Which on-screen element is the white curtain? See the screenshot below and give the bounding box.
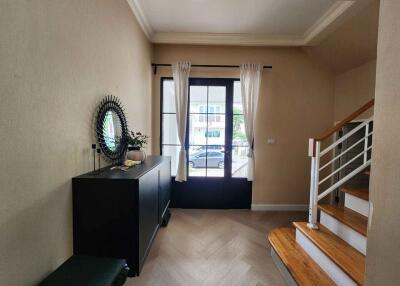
[172,61,191,182]
[240,64,263,181]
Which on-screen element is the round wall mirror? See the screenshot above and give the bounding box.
[95,95,128,161]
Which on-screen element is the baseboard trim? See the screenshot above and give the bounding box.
[251,204,308,211]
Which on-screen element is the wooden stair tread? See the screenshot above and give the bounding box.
[294,222,365,286]
[268,228,336,286]
[318,204,368,236]
[341,187,369,201]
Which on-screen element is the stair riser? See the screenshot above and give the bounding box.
[296,229,358,286]
[345,193,369,217]
[320,211,367,255]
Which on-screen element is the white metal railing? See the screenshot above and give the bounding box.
[307,116,373,229]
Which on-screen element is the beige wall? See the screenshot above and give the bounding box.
[334,60,376,121]
[152,45,335,205]
[0,1,152,285]
[366,1,400,285]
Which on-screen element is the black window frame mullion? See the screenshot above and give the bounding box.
[225,80,234,178]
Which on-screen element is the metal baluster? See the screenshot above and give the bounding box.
[364,122,369,164]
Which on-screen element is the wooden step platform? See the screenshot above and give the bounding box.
[341,187,369,201]
[318,204,368,236]
[294,222,365,286]
[268,228,335,286]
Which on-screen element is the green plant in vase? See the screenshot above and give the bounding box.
[127,131,149,162]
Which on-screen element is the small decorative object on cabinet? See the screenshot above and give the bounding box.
[126,131,149,162]
[91,144,96,173]
[96,148,102,174]
[72,155,171,277]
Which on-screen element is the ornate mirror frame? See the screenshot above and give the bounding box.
[95,95,128,161]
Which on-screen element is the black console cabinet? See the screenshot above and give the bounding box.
[72,156,171,276]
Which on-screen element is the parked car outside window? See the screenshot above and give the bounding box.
[189,151,225,169]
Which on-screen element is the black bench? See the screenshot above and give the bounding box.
[38,256,129,286]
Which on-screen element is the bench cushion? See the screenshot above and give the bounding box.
[38,256,129,286]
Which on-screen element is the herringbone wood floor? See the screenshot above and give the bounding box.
[127,209,307,286]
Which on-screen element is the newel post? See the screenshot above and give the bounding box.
[307,138,320,229]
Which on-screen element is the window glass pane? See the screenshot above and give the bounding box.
[162,145,180,176]
[206,147,224,177]
[206,145,225,152]
[207,115,225,145]
[233,81,243,114]
[162,114,179,144]
[232,146,248,178]
[189,114,207,145]
[232,115,247,146]
[162,80,175,113]
[208,87,226,113]
[190,86,207,113]
[188,147,206,177]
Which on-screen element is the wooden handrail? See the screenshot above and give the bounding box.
[315,99,375,142]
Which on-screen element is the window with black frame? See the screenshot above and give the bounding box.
[161,79,180,176]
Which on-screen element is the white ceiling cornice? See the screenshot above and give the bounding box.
[303,1,355,45]
[127,0,358,46]
[152,32,304,47]
[126,0,154,39]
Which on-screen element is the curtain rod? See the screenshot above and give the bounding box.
[151,63,272,74]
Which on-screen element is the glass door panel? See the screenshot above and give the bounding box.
[206,147,225,177]
[208,86,226,113]
[188,84,227,178]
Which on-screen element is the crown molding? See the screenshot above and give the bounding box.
[152,32,304,46]
[126,0,153,39]
[303,1,355,45]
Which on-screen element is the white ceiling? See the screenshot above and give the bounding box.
[126,0,372,46]
[138,0,336,35]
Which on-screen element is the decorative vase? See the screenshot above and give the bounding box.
[127,147,146,162]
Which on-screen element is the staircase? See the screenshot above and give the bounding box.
[268,99,374,286]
